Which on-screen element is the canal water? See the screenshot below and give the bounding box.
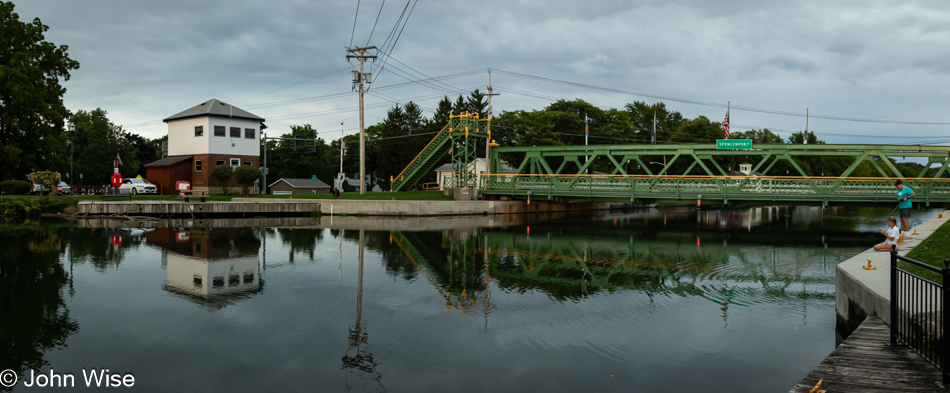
[0,206,940,392]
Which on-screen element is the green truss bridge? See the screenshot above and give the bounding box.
[391,121,950,206]
[474,143,950,206]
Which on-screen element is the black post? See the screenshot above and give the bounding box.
[890,244,898,346]
[942,258,950,385]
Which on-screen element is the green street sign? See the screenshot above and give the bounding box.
[716,139,752,149]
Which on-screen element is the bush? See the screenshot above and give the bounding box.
[37,197,69,214]
[0,197,70,221]
[234,166,261,196]
[1,180,31,195]
[29,171,60,196]
[210,165,234,194]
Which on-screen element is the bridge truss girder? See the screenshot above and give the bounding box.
[485,144,950,206]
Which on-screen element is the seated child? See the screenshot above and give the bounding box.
[873,216,901,251]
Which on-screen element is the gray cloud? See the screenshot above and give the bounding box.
[13,0,950,143]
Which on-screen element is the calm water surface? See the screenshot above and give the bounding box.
[0,206,940,392]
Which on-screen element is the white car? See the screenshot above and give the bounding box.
[57,182,71,195]
[119,178,157,195]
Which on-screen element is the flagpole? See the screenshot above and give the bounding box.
[725,101,730,140]
[652,112,656,145]
[340,122,344,175]
[804,108,809,145]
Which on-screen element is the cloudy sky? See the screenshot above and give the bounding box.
[14,0,950,144]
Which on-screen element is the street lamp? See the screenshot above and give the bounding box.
[68,123,75,187]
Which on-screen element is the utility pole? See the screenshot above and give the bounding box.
[485,69,500,174]
[346,46,377,194]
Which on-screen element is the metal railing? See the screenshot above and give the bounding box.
[890,247,950,385]
[477,173,950,203]
[391,124,451,191]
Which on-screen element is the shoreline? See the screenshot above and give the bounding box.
[72,199,639,217]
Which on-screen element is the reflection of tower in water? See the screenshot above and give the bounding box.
[145,228,262,310]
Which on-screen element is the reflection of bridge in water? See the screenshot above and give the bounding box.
[387,214,844,322]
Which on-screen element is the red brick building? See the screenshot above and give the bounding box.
[145,99,265,194]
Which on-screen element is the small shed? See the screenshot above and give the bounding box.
[268,178,332,194]
[145,155,194,195]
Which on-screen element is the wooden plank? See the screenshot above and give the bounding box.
[789,316,944,393]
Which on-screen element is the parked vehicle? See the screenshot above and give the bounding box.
[31,182,46,195]
[57,182,72,195]
[118,178,157,195]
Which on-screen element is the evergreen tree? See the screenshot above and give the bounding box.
[432,96,453,126]
[467,89,488,119]
[452,95,467,115]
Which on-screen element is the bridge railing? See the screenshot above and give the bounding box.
[890,248,950,385]
[478,174,950,201]
[391,123,451,191]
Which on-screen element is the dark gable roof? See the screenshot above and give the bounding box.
[144,155,193,167]
[163,99,265,123]
[268,178,332,189]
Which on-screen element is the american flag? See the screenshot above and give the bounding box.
[722,107,730,140]
[115,152,123,167]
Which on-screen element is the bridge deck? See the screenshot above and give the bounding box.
[789,316,944,392]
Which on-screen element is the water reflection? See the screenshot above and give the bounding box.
[1,206,939,392]
[363,206,921,334]
[145,228,262,309]
[0,225,78,393]
[341,230,384,391]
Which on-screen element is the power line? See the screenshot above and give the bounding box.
[373,0,411,74]
[375,60,460,95]
[369,0,417,87]
[233,68,349,104]
[365,0,386,47]
[491,69,950,126]
[349,0,361,48]
[240,69,483,110]
[385,53,463,92]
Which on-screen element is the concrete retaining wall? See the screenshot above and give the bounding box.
[76,198,634,217]
[76,200,322,216]
[312,199,628,216]
[74,209,624,232]
[836,211,949,337]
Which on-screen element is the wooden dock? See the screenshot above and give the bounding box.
[789,316,945,392]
